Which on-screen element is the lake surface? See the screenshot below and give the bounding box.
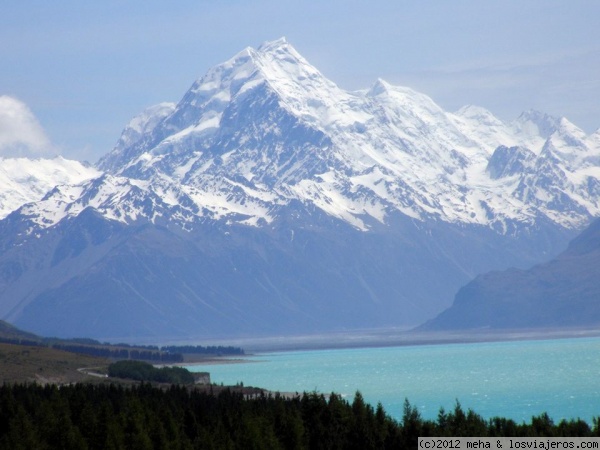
[188,336,600,423]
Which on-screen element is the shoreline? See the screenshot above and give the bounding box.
[176,357,259,367]
[174,326,600,358]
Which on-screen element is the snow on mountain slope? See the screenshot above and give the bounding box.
[0,157,100,219]
[17,172,255,232]
[91,38,600,234]
[450,105,544,153]
[512,109,563,142]
[98,102,175,174]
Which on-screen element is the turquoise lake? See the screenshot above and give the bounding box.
[188,336,600,423]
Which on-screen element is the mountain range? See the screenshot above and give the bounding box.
[1,38,599,341]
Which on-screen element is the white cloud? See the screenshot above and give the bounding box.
[0,96,52,157]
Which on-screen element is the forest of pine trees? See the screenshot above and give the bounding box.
[0,383,598,449]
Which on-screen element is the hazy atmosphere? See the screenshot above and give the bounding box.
[3,0,599,161]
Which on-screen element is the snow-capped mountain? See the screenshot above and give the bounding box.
[1,38,599,340]
[0,156,100,219]
[93,37,600,233]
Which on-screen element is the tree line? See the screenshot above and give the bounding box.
[0,383,598,450]
[160,345,245,356]
[0,336,184,362]
[51,344,185,362]
[0,336,245,362]
[108,360,195,384]
[0,337,42,348]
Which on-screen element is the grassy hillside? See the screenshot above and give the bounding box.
[0,320,242,386]
[0,342,109,384]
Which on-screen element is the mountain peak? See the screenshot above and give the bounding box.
[514,109,561,139]
[252,38,324,86]
[453,104,506,128]
[455,104,497,120]
[184,37,322,103]
[257,36,289,52]
[367,78,392,97]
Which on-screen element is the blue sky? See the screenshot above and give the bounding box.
[2,0,599,161]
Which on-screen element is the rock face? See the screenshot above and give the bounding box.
[420,218,600,330]
[486,146,536,180]
[0,38,599,340]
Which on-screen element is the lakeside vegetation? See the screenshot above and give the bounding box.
[108,360,196,385]
[0,383,598,449]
